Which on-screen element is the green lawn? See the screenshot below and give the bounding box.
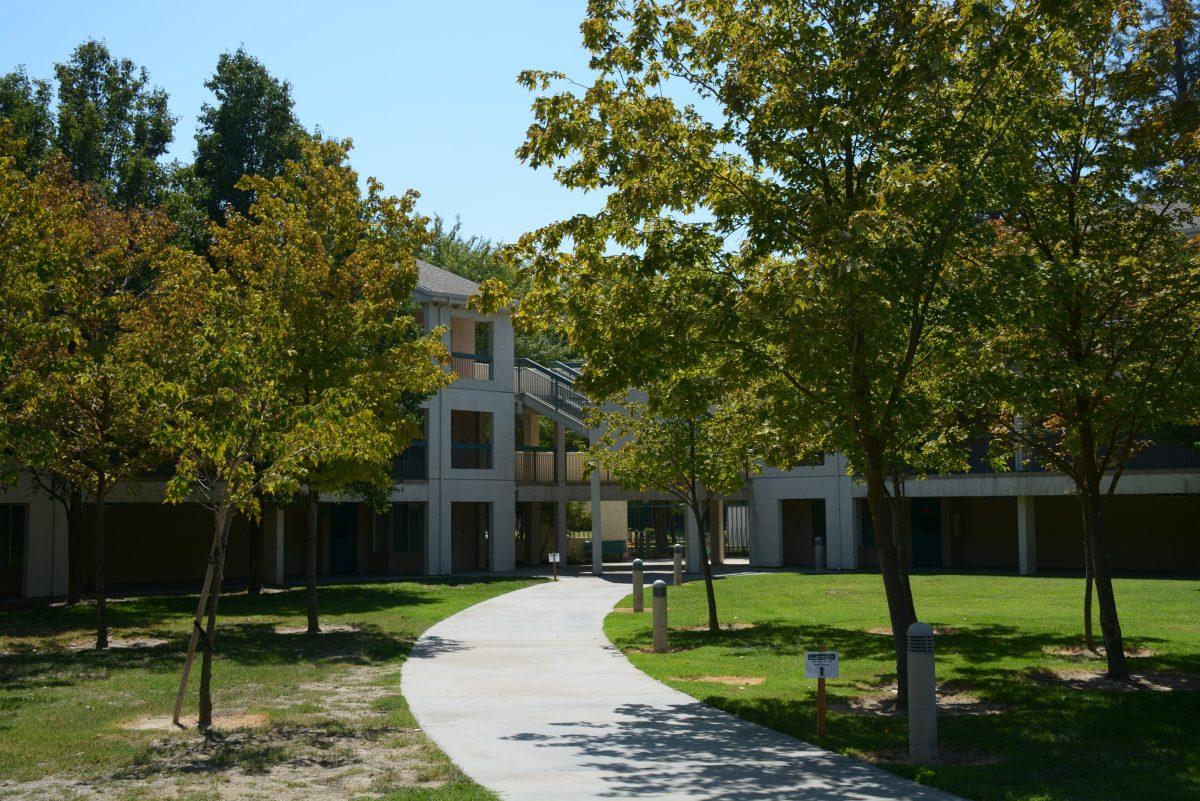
[605,572,1200,801]
[0,577,538,800]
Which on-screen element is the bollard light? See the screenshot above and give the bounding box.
[673,543,684,586]
[632,558,645,613]
[907,621,938,765]
[814,536,825,571]
[651,580,669,653]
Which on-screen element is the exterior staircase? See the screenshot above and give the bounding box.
[515,358,591,433]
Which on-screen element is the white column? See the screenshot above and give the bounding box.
[555,500,567,561]
[589,463,603,576]
[1017,495,1037,575]
[685,505,702,573]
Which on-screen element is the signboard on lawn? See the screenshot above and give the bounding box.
[548,552,560,564]
[805,651,839,679]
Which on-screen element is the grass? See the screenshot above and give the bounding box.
[604,572,1200,801]
[0,576,539,800]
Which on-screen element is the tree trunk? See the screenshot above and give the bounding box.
[306,491,320,635]
[66,487,83,606]
[93,485,109,650]
[864,467,917,710]
[1082,532,1097,652]
[693,503,720,632]
[1082,492,1128,679]
[198,505,235,729]
[247,504,264,597]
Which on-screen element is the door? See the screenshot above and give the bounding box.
[329,503,358,574]
[451,502,488,572]
[911,499,943,567]
[780,499,814,567]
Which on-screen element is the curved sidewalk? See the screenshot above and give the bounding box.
[402,575,960,801]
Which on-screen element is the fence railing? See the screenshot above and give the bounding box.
[516,447,556,483]
[451,351,493,381]
[565,451,615,483]
[392,442,427,480]
[450,442,492,470]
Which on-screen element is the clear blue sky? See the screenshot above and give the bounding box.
[1,0,599,244]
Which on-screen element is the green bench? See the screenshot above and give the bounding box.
[584,540,628,562]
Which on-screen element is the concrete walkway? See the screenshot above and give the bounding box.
[402,575,959,801]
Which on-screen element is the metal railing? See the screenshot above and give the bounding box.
[450,442,493,470]
[392,442,427,480]
[515,358,589,425]
[451,351,493,381]
[515,447,556,483]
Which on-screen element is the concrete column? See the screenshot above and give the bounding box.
[553,421,566,486]
[555,500,567,563]
[263,507,286,585]
[708,499,725,565]
[526,502,542,565]
[685,507,702,573]
[1017,495,1037,575]
[588,425,603,575]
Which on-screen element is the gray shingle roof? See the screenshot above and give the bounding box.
[415,258,479,301]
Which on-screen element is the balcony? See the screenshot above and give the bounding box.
[565,451,615,483]
[392,442,427,481]
[516,446,556,483]
[451,352,493,381]
[451,442,493,470]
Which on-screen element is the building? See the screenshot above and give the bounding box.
[2,261,1198,598]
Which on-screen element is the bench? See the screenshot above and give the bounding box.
[584,540,628,562]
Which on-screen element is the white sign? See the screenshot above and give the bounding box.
[548,552,560,564]
[805,651,839,679]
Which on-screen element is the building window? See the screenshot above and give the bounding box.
[393,410,429,480]
[451,410,493,469]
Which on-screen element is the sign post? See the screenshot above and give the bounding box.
[805,647,839,737]
[548,552,560,581]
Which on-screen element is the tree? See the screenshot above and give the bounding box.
[591,370,757,631]
[54,40,174,208]
[994,1,1200,679]
[154,137,446,727]
[1,158,195,647]
[513,0,1039,706]
[193,48,305,221]
[0,68,54,174]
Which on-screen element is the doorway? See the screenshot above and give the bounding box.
[328,503,358,574]
[910,499,943,567]
[451,502,489,572]
[781,499,825,567]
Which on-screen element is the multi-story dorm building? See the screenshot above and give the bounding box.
[2,261,1198,598]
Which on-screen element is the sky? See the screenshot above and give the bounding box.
[1,0,600,244]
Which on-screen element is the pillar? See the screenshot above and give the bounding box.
[527,501,542,565]
[590,462,603,576]
[708,499,725,565]
[1017,495,1037,575]
[685,505,702,573]
[555,500,567,562]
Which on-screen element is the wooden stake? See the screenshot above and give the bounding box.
[817,640,827,737]
[172,525,222,725]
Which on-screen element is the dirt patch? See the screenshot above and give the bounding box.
[122,713,270,731]
[691,675,766,687]
[866,625,959,637]
[835,680,1008,717]
[1042,644,1157,660]
[611,607,636,614]
[680,622,756,632]
[858,745,1001,767]
[1027,667,1197,692]
[273,622,359,635]
[1,661,459,801]
[66,636,168,651]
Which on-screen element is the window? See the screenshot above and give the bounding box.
[0,505,25,569]
[449,317,494,381]
[451,410,493,469]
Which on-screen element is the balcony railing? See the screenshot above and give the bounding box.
[516,446,556,483]
[451,442,493,470]
[515,358,588,425]
[565,451,615,483]
[392,442,427,481]
[451,352,493,381]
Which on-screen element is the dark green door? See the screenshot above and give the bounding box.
[911,499,943,567]
[329,503,358,574]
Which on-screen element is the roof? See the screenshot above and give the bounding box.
[415,258,480,302]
